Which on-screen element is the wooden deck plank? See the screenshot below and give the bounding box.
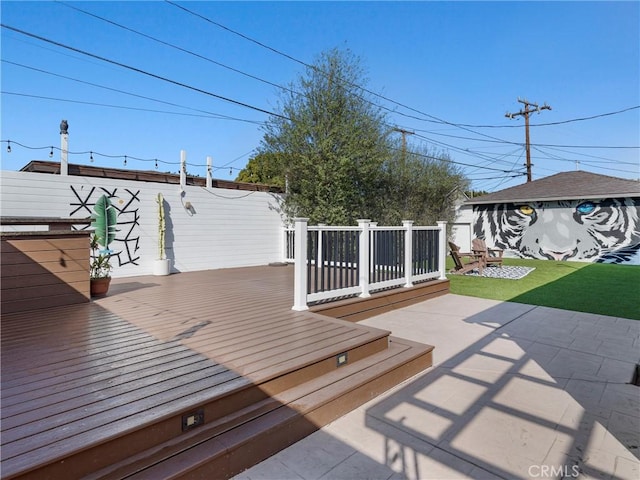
[0,265,440,479]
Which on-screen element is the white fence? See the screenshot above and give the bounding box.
[0,169,286,277]
[290,218,447,311]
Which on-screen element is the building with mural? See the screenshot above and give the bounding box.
[454,171,640,265]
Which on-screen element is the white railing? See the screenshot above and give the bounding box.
[291,218,447,311]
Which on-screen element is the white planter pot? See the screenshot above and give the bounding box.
[153,258,171,276]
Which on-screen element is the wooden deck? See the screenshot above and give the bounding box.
[1,265,440,479]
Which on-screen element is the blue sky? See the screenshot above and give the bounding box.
[1,1,638,192]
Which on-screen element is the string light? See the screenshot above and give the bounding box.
[0,140,252,174]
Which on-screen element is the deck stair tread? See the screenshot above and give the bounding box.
[1,329,390,479]
[84,337,433,480]
[0,267,444,480]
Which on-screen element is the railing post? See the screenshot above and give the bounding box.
[317,223,326,271]
[281,224,288,263]
[292,218,309,311]
[403,220,414,288]
[358,219,371,298]
[437,221,447,280]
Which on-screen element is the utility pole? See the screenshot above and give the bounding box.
[505,98,551,182]
[393,127,415,156]
[393,127,415,214]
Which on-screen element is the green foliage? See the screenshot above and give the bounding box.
[381,144,469,226]
[90,194,117,253]
[90,234,113,279]
[447,258,640,320]
[465,189,490,198]
[260,48,392,225]
[236,152,286,188]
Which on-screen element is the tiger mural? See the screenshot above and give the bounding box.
[473,198,640,265]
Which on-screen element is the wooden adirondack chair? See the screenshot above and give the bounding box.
[472,238,504,268]
[448,242,485,274]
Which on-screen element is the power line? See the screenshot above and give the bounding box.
[56,1,300,98]
[390,145,525,175]
[0,24,290,121]
[166,3,639,156]
[2,91,264,124]
[163,0,519,147]
[425,105,640,129]
[2,59,264,124]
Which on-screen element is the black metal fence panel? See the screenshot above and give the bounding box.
[412,229,439,275]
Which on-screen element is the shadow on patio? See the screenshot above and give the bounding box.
[358,295,639,479]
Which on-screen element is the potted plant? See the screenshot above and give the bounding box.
[90,194,117,297]
[153,192,171,276]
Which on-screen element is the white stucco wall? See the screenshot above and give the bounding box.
[0,170,286,277]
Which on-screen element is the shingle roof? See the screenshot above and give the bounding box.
[466,171,640,205]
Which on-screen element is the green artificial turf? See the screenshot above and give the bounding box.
[446,258,640,320]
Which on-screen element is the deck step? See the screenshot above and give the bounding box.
[86,337,433,480]
[4,331,391,480]
[312,279,450,321]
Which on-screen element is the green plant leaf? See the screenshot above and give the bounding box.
[91,195,117,253]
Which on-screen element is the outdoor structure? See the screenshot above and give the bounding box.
[0,162,449,478]
[453,171,640,265]
[1,161,286,277]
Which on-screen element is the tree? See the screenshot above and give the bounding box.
[235,152,285,188]
[381,144,469,226]
[259,48,392,224]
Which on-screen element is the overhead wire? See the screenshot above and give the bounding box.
[1,24,291,121]
[56,1,300,98]
[165,1,640,153]
[3,9,637,188]
[2,59,264,124]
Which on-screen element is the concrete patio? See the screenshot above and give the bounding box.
[236,294,640,480]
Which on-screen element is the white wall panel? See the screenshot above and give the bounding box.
[0,170,286,277]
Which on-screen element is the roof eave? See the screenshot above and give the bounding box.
[466,192,640,205]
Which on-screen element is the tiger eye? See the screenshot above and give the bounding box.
[518,205,534,215]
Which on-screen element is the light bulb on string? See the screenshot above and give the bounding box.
[6,141,11,153]
[155,159,158,170]
[49,147,54,158]
[90,151,94,162]
[229,167,232,176]
[124,155,127,166]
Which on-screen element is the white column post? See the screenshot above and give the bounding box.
[292,217,309,311]
[369,222,377,272]
[317,223,326,270]
[60,132,68,176]
[206,156,213,189]
[403,220,414,288]
[358,219,371,298]
[437,221,447,280]
[180,150,187,192]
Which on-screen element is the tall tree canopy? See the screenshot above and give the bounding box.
[259,48,392,224]
[244,47,469,226]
